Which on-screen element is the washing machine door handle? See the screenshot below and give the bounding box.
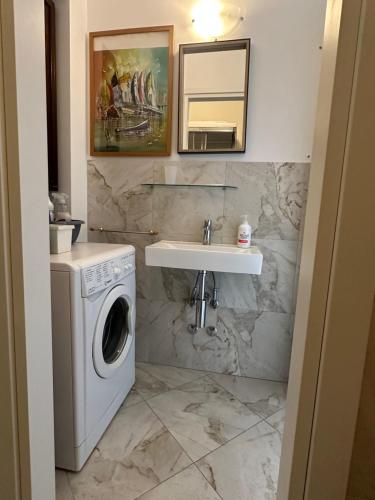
[92,284,134,379]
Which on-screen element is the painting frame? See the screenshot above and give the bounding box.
[89,25,174,156]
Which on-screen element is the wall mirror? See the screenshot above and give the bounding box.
[178,38,250,153]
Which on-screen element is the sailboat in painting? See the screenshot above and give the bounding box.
[93,40,170,154]
[130,72,140,105]
[145,71,156,107]
[138,72,145,104]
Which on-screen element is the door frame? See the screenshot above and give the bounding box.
[0,0,56,499]
[1,0,374,499]
[278,0,375,498]
[0,1,21,495]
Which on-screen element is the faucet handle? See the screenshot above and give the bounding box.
[204,218,212,227]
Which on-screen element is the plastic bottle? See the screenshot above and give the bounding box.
[48,196,54,223]
[51,192,72,222]
[237,215,251,248]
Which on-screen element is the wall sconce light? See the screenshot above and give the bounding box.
[191,0,244,40]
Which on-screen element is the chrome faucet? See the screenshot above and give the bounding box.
[203,219,213,245]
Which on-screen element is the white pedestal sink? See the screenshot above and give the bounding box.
[145,240,263,275]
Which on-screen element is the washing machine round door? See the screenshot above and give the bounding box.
[93,285,134,379]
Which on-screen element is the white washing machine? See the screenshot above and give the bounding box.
[50,243,136,471]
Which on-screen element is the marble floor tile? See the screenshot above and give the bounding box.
[147,376,261,462]
[136,362,205,389]
[67,402,191,500]
[210,373,287,418]
[56,469,74,500]
[137,464,221,500]
[121,386,143,409]
[134,364,170,399]
[266,408,286,436]
[197,420,282,500]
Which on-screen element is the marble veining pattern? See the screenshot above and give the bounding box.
[135,362,205,399]
[137,464,221,500]
[88,159,153,233]
[217,238,298,313]
[56,363,287,500]
[121,386,144,409]
[147,376,262,461]
[67,401,191,500]
[197,420,282,500]
[88,160,309,381]
[223,162,309,241]
[136,361,205,388]
[135,299,293,381]
[266,408,286,436]
[209,373,287,418]
[56,469,74,500]
[152,186,225,242]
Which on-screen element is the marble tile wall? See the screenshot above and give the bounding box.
[88,160,309,381]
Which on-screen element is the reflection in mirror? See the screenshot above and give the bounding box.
[178,39,250,153]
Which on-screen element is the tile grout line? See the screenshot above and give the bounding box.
[137,367,283,459]
[180,375,283,464]
[133,401,224,500]
[132,364,211,408]
[192,462,225,500]
[136,360,289,385]
[190,417,283,500]
[135,362,206,390]
[135,373,209,405]
[143,396,195,463]
[205,373,287,423]
[132,463,194,500]
[64,393,192,500]
[60,365,283,500]
[62,416,279,500]
[136,360,208,379]
[63,378,180,500]
[127,368,283,471]
[191,415,270,467]
[141,371,280,472]
[205,374,268,421]
[132,399,195,500]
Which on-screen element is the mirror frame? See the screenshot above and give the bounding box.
[178,38,251,154]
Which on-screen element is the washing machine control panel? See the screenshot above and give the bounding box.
[81,253,135,297]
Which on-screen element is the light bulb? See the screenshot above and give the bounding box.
[192,0,224,39]
[192,0,243,40]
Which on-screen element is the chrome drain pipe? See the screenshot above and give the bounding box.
[195,271,207,328]
[188,270,218,334]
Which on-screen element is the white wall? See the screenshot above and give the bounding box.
[87,0,327,162]
[56,0,88,240]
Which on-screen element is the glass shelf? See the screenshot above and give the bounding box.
[141,183,238,190]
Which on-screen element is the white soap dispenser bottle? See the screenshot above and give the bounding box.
[237,215,251,248]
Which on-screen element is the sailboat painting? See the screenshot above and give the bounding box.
[90,26,173,156]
